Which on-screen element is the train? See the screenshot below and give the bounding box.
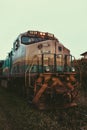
[0,30,78,109]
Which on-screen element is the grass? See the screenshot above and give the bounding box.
[0,87,87,130]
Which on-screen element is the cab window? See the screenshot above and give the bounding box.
[13,39,20,51]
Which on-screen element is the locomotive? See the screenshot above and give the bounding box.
[0,30,78,109]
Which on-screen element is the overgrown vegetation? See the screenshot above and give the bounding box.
[74,58,87,91]
[0,87,87,130]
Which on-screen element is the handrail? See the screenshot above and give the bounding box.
[25,55,38,87]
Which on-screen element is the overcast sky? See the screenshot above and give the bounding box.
[0,0,87,59]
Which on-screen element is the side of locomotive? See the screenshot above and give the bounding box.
[1,31,78,109]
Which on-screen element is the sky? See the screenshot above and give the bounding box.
[0,0,87,60]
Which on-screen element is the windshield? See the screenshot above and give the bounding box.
[21,36,46,45]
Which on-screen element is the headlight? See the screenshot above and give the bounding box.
[71,67,75,72]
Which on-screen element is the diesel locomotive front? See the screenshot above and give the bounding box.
[1,30,78,109]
